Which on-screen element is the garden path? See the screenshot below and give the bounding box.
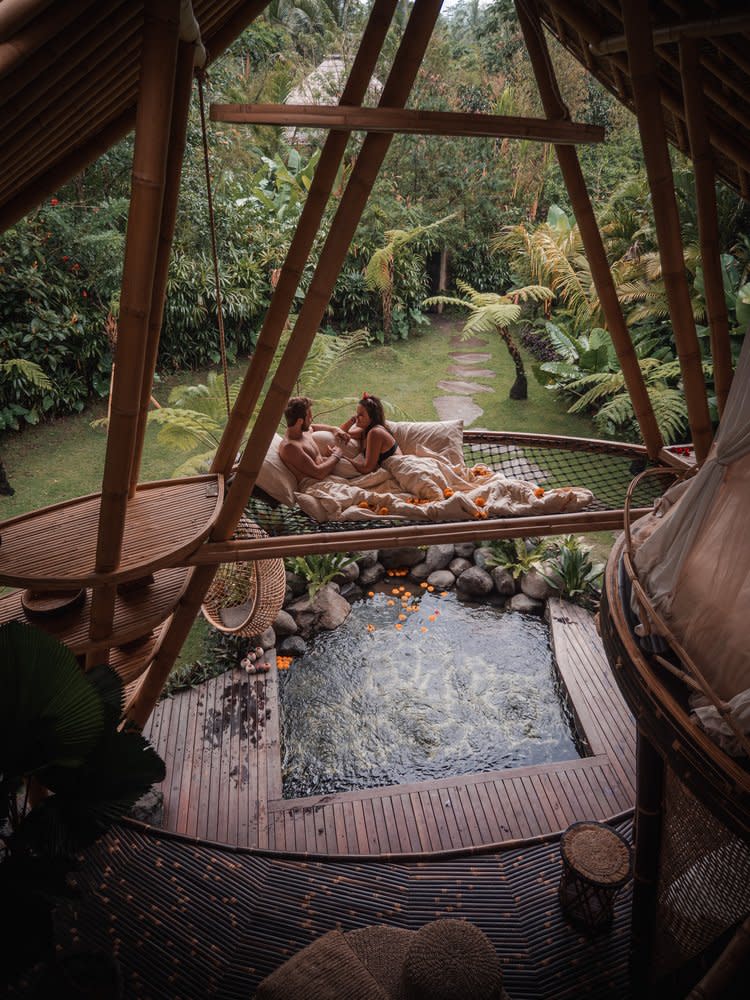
[431,322,496,424]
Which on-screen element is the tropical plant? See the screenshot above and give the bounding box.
[541,535,603,607]
[286,552,356,598]
[365,215,453,341]
[480,537,551,579]
[0,621,165,983]
[145,327,369,476]
[424,279,554,399]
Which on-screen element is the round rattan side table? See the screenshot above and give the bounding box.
[558,821,632,934]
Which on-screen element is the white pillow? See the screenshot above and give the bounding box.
[254,433,298,506]
[389,419,464,465]
[312,430,361,479]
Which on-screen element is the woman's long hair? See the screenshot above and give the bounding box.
[359,393,386,442]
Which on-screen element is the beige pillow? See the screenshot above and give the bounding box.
[389,419,464,464]
[255,433,298,506]
[312,429,361,479]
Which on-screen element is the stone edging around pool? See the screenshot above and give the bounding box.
[253,541,567,663]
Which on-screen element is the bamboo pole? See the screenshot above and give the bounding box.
[93,0,180,578]
[622,0,713,463]
[0,0,54,43]
[211,0,400,476]
[211,104,606,144]
[0,109,135,232]
[679,37,733,417]
[0,0,96,79]
[128,0,442,730]
[593,11,750,56]
[129,40,197,494]
[630,731,664,989]
[516,0,663,459]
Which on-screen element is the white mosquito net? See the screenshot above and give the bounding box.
[633,333,750,752]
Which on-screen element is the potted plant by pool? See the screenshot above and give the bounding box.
[0,621,165,991]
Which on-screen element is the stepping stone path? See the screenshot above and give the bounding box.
[448,352,492,364]
[449,366,496,378]
[437,380,494,395]
[434,396,485,423]
[432,322,497,426]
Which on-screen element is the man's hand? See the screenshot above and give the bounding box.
[327,444,343,459]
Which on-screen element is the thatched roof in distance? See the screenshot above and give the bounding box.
[283,53,383,144]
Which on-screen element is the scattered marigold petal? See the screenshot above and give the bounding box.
[378,506,390,515]
[428,614,437,622]
[358,500,369,508]
[395,623,403,630]
[534,486,545,497]
[398,613,407,621]
[475,496,486,507]
[368,591,375,598]
[440,591,448,597]
[366,624,375,632]
[443,487,453,498]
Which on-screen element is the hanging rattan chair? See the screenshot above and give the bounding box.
[201,518,286,637]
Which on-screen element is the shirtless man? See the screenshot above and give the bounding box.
[278,395,345,482]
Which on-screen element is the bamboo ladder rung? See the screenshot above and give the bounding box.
[0,474,223,589]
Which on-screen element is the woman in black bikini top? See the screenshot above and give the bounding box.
[340,393,401,474]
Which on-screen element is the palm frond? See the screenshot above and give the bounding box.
[147,407,222,452]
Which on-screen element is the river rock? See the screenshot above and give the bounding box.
[339,582,364,603]
[311,585,351,630]
[491,566,516,596]
[454,542,477,559]
[520,567,559,601]
[356,550,379,569]
[286,595,317,635]
[259,626,276,650]
[448,557,472,577]
[456,565,494,597]
[472,547,494,570]
[359,562,385,586]
[278,635,307,657]
[273,609,298,637]
[333,561,360,585]
[285,570,307,598]
[509,592,545,615]
[379,546,424,569]
[427,569,456,590]
[424,544,455,572]
[409,561,431,583]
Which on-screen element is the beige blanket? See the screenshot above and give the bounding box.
[295,451,593,523]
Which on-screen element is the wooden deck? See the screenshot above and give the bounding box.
[143,598,635,855]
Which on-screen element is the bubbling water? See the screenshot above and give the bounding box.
[279,590,580,799]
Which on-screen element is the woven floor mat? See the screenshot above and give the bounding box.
[32,819,633,999]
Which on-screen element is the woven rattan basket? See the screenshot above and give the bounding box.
[201,518,286,637]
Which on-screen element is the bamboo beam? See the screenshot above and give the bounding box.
[203,0,272,66]
[629,731,664,989]
[129,40,197,494]
[0,0,97,79]
[516,0,663,459]
[128,0,442,730]
[679,37,733,416]
[0,0,54,42]
[622,0,713,463]
[94,0,180,576]
[211,103,606,144]
[592,11,750,56]
[0,108,134,232]
[211,0,400,476]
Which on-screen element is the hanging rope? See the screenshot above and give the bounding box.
[197,67,231,418]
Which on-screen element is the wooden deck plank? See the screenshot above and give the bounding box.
[387,793,411,854]
[457,784,490,843]
[255,675,271,850]
[395,793,422,853]
[410,791,437,853]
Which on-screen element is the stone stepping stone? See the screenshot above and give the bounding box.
[450,335,487,347]
[448,365,496,378]
[433,396,484,424]
[437,379,493,395]
[448,352,492,364]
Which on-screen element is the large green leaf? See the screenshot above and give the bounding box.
[0,622,104,780]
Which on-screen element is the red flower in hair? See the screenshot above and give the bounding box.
[50,198,59,206]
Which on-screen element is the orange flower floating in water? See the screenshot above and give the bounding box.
[398,613,407,621]
[440,591,448,597]
[420,582,428,589]
[475,496,486,507]
[534,486,545,497]
[368,591,375,598]
[276,655,293,671]
[421,626,428,633]
[428,614,437,622]
[387,599,395,607]
[443,487,453,498]
[391,588,399,595]
[366,624,375,632]
[395,623,403,630]
[427,586,434,592]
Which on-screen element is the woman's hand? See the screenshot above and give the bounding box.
[326,444,343,459]
[334,429,351,444]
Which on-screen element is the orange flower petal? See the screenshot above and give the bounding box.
[420,582,428,589]
[421,626,428,633]
[395,623,403,630]
[427,586,434,592]
[475,496,486,507]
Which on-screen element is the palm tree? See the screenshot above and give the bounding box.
[424,279,554,399]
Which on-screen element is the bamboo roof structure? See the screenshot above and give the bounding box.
[2,0,749,992]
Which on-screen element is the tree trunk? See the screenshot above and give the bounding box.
[501,329,528,400]
[0,459,14,496]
